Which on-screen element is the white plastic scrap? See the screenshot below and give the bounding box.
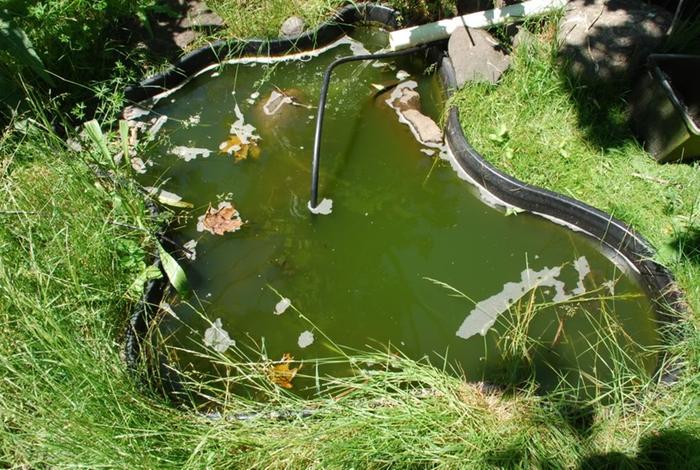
[203,318,235,353]
[297,330,314,349]
[274,298,292,315]
[170,146,211,162]
[308,198,333,215]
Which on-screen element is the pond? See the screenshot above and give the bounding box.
[131,27,658,400]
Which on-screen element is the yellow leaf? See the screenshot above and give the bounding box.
[219,135,242,154]
[267,353,300,389]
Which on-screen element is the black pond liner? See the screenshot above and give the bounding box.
[124,3,686,413]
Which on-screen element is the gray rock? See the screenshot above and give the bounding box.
[394,88,422,112]
[558,0,672,83]
[402,109,443,144]
[448,27,511,86]
[280,16,305,38]
[174,30,197,49]
[180,11,223,29]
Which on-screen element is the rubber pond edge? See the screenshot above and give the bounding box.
[437,58,687,383]
[123,3,686,401]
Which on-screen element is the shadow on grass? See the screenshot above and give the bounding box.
[556,0,671,152]
[578,429,700,469]
[557,1,699,154]
[670,226,700,264]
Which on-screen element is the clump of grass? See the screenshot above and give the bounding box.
[207,0,456,40]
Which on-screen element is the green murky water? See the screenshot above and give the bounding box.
[135,28,658,397]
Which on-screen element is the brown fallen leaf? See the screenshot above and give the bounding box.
[267,353,300,389]
[196,202,244,235]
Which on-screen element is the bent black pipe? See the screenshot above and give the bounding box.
[309,45,430,210]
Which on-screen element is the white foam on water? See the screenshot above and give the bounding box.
[170,146,211,162]
[297,330,314,348]
[274,298,292,315]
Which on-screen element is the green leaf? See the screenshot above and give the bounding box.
[157,241,189,295]
[119,119,130,161]
[83,119,113,165]
[0,12,54,86]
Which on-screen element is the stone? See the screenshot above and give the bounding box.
[402,109,443,144]
[173,30,197,49]
[394,88,421,112]
[448,26,511,86]
[558,0,672,83]
[280,16,305,38]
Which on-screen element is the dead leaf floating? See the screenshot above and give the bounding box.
[219,104,262,162]
[267,353,300,389]
[218,135,261,162]
[197,201,244,235]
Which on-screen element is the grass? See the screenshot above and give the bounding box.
[0,1,699,468]
[206,0,455,39]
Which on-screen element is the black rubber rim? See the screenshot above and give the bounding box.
[124,3,686,407]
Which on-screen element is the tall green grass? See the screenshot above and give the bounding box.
[0,2,699,468]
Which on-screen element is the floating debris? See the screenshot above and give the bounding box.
[308,198,333,215]
[131,157,147,174]
[196,202,244,235]
[572,256,591,296]
[183,239,198,261]
[396,69,410,80]
[602,279,616,295]
[218,135,261,162]
[456,257,592,340]
[144,187,193,208]
[170,146,211,162]
[159,301,178,320]
[185,114,201,127]
[123,105,150,121]
[147,115,168,139]
[203,318,234,353]
[219,104,262,161]
[274,298,292,315]
[263,90,294,116]
[297,330,314,349]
